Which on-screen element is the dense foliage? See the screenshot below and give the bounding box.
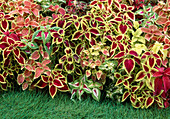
[0,0,169,109]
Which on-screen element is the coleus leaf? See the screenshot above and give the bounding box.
[86,70,91,77]
[34,67,44,79]
[83,84,92,93]
[119,24,128,34]
[69,81,80,89]
[89,28,100,35]
[123,58,135,74]
[72,31,83,40]
[92,88,101,102]
[22,82,28,90]
[115,78,123,86]
[49,84,57,98]
[31,30,41,42]
[122,91,130,102]
[135,71,145,81]
[145,97,154,108]
[53,79,64,88]
[31,50,40,60]
[0,74,6,84]
[17,74,25,85]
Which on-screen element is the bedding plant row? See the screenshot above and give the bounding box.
[0,0,169,109]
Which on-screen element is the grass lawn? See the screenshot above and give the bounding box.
[0,89,169,119]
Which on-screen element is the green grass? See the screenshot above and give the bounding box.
[0,90,169,119]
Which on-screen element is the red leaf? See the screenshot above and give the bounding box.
[153,72,163,77]
[29,21,39,27]
[34,67,44,79]
[127,12,135,20]
[13,48,20,57]
[17,74,25,85]
[72,31,83,40]
[129,50,138,57]
[90,1,97,5]
[162,76,170,93]
[148,57,155,68]
[57,82,70,92]
[15,55,25,65]
[49,84,57,98]
[119,24,127,34]
[35,79,47,89]
[95,17,104,22]
[114,51,125,58]
[24,70,32,77]
[122,91,130,102]
[0,42,9,50]
[145,97,154,108]
[1,20,8,31]
[124,59,135,74]
[0,74,6,84]
[89,28,100,35]
[53,79,63,88]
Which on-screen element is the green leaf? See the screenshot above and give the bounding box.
[28,42,39,49]
[32,30,41,42]
[92,88,101,102]
[46,32,51,43]
[49,27,61,31]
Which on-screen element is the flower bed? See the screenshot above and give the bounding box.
[0,0,169,109]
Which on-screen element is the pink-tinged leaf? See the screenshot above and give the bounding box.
[114,51,125,59]
[49,84,57,98]
[129,50,138,57]
[89,28,100,35]
[115,78,123,86]
[17,74,25,85]
[162,76,170,93]
[72,31,83,40]
[32,8,39,16]
[1,20,8,31]
[42,60,51,66]
[53,79,63,88]
[86,70,91,77]
[25,64,33,71]
[156,17,168,25]
[145,97,154,108]
[22,82,28,90]
[122,91,130,102]
[34,67,44,79]
[95,60,101,66]
[95,17,104,22]
[119,24,127,34]
[124,59,135,74]
[127,12,135,20]
[102,49,109,56]
[13,48,20,57]
[31,50,40,60]
[96,70,102,80]
[58,8,65,15]
[0,74,6,84]
[90,1,97,5]
[29,21,39,27]
[24,70,32,77]
[136,71,145,81]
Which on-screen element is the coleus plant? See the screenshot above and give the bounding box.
[69,74,102,101]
